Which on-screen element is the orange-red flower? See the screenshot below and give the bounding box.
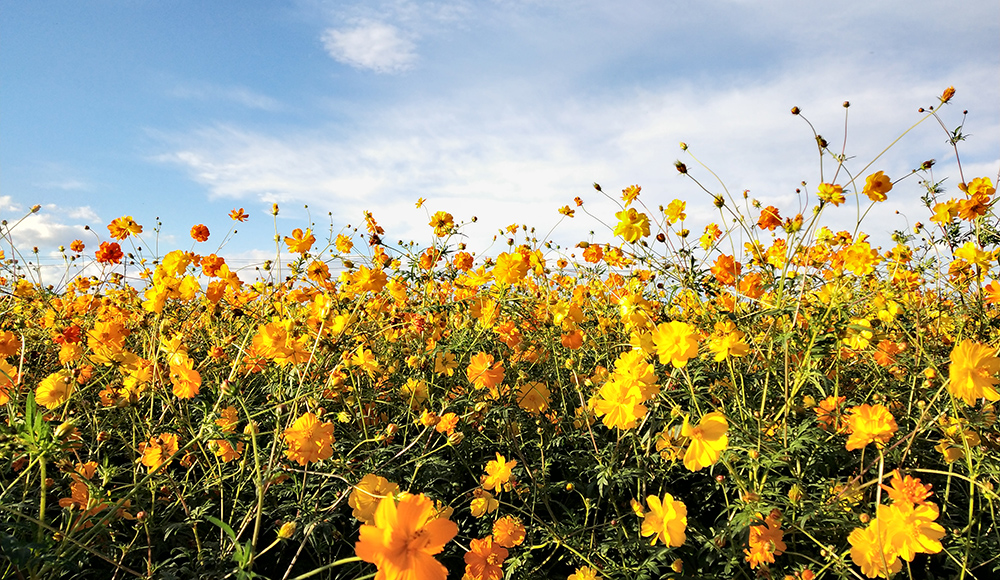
[95,241,124,264]
[190,224,210,242]
[229,207,249,222]
[757,206,782,231]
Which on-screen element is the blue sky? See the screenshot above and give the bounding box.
[3,0,998,276]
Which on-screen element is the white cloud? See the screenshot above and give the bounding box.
[157,56,998,255]
[170,82,282,111]
[322,21,417,73]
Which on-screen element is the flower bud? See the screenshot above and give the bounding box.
[278,521,297,539]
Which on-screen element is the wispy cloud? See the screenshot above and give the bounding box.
[169,82,282,111]
[322,21,417,73]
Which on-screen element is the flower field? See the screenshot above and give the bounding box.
[2,88,999,579]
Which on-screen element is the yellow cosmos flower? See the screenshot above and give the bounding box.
[638,493,687,547]
[613,208,650,242]
[681,412,729,471]
[863,171,892,201]
[844,404,897,451]
[284,228,316,253]
[651,321,699,368]
[350,474,400,524]
[948,339,1000,406]
[36,370,75,409]
[482,453,516,491]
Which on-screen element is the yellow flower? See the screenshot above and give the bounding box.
[877,502,945,562]
[681,412,728,471]
[428,211,454,237]
[568,566,599,580]
[36,370,75,409]
[848,521,902,578]
[664,199,686,224]
[355,493,458,580]
[638,493,687,547]
[282,412,335,466]
[613,208,650,242]
[591,378,647,431]
[350,474,400,524]
[517,381,551,414]
[863,171,892,202]
[651,321,699,368]
[948,339,1000,405]
[817,183,845,206]
[482,453,516,491]
[470,489,499,517]
[845,404,898,451]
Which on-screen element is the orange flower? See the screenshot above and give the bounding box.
[814,395,846,432]
[285,228,316,253]
[95,241,124,264]
[744,511,787,568]
[492,516,525,548]
[881,470,932,507]
[482,453,516,491]
[464,536,508,580]
[355,493,458,580]
[190,224,210,242]
[283,412,335,465]
[467,352,505,394]
[845,404,898,451]
[710,254,741,286]
[139,433,179,473]
[69,239,85,252]
[229,207,250,222]
[757,206,782,231]
[169,355,201,399]
[948,339,1000,405]
[108,216,142,240]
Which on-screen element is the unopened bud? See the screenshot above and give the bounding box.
[278,521,297,539]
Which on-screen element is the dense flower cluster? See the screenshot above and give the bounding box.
[1,89,996,579]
